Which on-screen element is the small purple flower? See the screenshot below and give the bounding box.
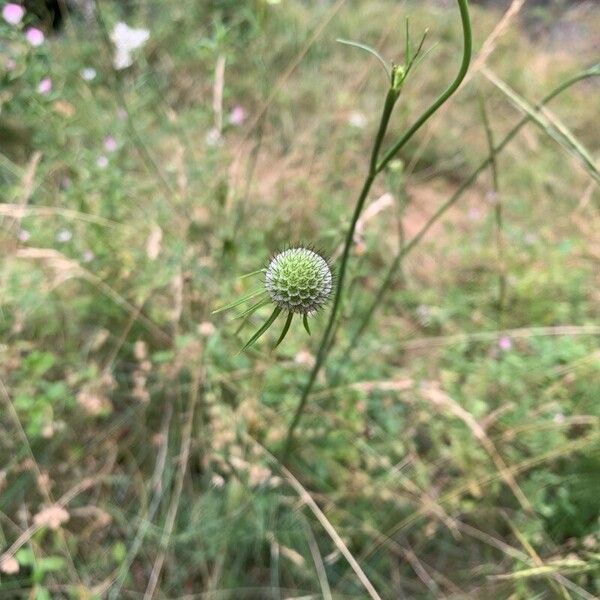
[96,155,109,169]
[37,77,52,94]
[229,105,246,126]
[2,3,25,26]
[103,136,118,152]
[498,336,512,351]
[25,27,45,47]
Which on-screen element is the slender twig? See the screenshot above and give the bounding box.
[282,0,473,459]
[478,93,506,328]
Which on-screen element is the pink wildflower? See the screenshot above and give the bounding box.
[37,78,52,94]
[25,27,44,47]
[2,4,24,25]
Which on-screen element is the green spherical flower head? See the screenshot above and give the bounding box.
[265,248,332,315]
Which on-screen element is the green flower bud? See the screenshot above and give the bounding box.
[265,248,333,315]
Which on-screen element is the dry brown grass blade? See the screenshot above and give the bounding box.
[481,66,600,183]
[419,382,533,513]
[394,325,600,351]
[143,373,202,600]
[18,151,42,206]
[455,520,596,600]
[0,203,121,228]
[0,378,111,582]
[301,516,333,600]
[465,0,527,88]
[213,55,226,134]
[369,430,600,568]
[247,434,383,600]
[503,513,572,600]
[0,475,102,565]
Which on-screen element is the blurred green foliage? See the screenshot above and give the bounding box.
[1,0,599,598]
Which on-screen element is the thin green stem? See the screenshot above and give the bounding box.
[282,0,473,460]
[478,93,505,328]
[370,89,400,174]
[343,66,600,358]
[375,0,472,173]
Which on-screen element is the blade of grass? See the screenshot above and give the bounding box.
[482,66,600,184]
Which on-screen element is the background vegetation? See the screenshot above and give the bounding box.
[1,0,599,598]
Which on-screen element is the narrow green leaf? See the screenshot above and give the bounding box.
[235,297,271,320]
[303,314,311,336]
[336,39,390,77]
[234,298,272,335]
[212,289,265,314]
[239,268,266,280]
[274,312,293,348]
[242,306,282,351]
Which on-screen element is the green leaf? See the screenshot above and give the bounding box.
[242,306,282,351]
[336,39,390,77]
[212,289,266,314]
[303,314,311,336]
[16,548,35,566]
[38,556,66,573]
[274,312,293,348]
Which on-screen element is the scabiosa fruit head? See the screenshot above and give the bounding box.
[265,248,332,315]
[213,246,333,350]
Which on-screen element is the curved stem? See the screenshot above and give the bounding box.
[282,0,473,460]
[375,0,472,173]
[343,66,600,358]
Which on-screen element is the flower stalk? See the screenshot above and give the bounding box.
[282,0,473,460]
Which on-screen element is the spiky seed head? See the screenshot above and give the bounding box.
[265,248,332,315]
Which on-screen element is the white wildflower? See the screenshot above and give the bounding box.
[80,67,97,81]
[110,22,150,70]
[348,111,367,129]
[55,229,72,243]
